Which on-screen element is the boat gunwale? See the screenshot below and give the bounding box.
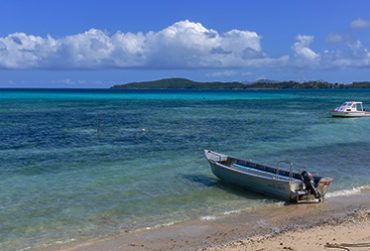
[205,149,332,186]
[330,110,370,114]
[232,163,301,182]
[211,160,302,184]
[205,150,303,184]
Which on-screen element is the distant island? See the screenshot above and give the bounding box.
[111,78,370,90]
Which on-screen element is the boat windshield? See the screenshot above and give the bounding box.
[335,102,355,111]
[341,102,353,107]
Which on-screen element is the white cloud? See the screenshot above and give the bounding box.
[0,20,285,70]
[292,35,320,61]
[326,33,343,43]
[2,20,370,72]
[318,39,370,68]
[0,32,57,69]
[206,70,254,78]
[351,18,370,29]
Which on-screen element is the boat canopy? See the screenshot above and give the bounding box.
[335,101,363,112]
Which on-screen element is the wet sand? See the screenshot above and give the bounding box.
[35,192,370,251]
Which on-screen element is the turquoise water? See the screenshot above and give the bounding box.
[1,89,370,250]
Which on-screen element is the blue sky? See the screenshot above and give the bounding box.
[1,0,370,87]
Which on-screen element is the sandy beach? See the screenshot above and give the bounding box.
[210,209,370,251]
[33,191,370,251]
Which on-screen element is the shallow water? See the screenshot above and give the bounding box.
[1,89,370,250]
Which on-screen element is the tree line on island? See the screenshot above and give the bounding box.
[111,78,370,90]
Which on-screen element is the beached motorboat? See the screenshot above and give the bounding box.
[331,101,370,117]
[204,150,333,202]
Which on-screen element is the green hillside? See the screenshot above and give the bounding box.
[111,78,370,89]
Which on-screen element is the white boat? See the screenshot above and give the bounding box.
[330,101,370,118]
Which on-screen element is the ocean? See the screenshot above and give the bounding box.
[1,88,370,250]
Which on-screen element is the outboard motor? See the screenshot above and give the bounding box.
[301,171,320,199]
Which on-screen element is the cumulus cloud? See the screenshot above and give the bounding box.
[315,38,370,69]
[2,20,370,72]
[334,40,370,67]
[0,20,287,70]
[292,35,320,61]
[351,18,370,29]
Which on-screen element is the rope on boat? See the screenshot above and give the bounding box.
[325,242,370,250]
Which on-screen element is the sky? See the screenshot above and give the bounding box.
[1,0,370,88]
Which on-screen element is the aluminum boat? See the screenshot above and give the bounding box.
[204,150,333,202]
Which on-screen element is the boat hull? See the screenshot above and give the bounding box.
[331,110,370,117]
[204,150,333,202]
[209,161,295,201]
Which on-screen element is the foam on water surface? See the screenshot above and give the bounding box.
[326,185,370,198]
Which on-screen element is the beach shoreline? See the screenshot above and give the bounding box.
[33,191,370,251]
[209,209,370,251]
